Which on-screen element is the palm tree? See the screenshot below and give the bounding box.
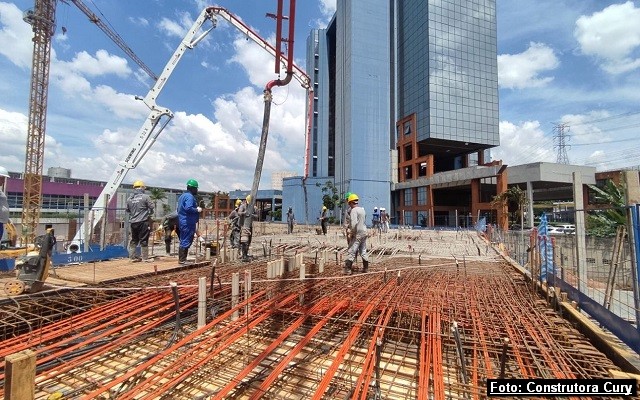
[491,186,527,229]
[148,188,167,218]
[586,180,626,237]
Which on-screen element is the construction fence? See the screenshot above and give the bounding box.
[490,204,640,353]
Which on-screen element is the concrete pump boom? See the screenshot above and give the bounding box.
[72,8,217,244]
[73,6,311,246]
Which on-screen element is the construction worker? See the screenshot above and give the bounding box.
[0,166,9,243]
[177,179,202,264]
[342,192,353,245]
[161,211,179,255]
[126,180,154,262]
[344,193,369,275]
[319,205,328,235]
[380,207,389,233]
[372,207,380,231]
[286,207,295,234]
[238,195,253,261]
[228,199,241,248]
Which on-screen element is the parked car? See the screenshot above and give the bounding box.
[559,224,576,230]
[547,226,565,235]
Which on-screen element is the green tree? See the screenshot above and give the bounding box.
[162,204,171,215]
[269,208,282,221]
[316,181,340,209]
[586,180,626,237]
[491,186,527,228]
[148,188,167,218]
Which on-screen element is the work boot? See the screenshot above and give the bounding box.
[343,260,353,275]
[362,259,369,273]
[129,244,141,262]
[178,247,187,265]
[141,247,153,262]
[241,243,250,262]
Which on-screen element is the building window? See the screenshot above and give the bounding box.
[403,211,414,226]
[404,144,413,161]
[418,211,428,227]
[404,122,411,135]
[404,166,413,180]
[419,162,427,177]
[404,188,413,206]
[417,187,427,205]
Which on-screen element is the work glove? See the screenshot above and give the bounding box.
[197,207,203,213]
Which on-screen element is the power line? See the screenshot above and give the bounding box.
[571,136,640,147]
[556,110,640,127]
[564,122,640,138]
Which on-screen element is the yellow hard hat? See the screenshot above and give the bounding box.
[133,180,145,188]
[235,199,242,206]
[322,206,327,210]
[347,193,359,203]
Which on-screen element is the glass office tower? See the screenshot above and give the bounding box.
[287,0,499,224]
[396,0,498,161]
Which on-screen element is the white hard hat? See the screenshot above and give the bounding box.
[380,208,386,211]
[0,166,8,178]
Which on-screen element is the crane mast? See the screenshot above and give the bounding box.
[21,0,156,245]
[21,0,57,245]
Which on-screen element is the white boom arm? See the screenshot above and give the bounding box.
[74,6,312,244]
[73,8,217,243]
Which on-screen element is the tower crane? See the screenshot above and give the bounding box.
[21,0,57,246]
[21,0,157,245]
[72,5,311,245]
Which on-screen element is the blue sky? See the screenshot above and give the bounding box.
[1,0,639,193]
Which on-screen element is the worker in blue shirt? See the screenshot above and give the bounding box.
[177,179,201,264]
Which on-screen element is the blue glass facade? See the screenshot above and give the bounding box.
[285,0,499,225]
[397,0,499,150]
[333,0,392,211]
[306,29,332,178]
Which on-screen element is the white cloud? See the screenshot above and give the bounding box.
[312,0,336,28]
[128,16,149,27]
[226,32,308,153]
[93,85,148,119]
[157,12,194,38]
[0,109,28,171]
[62,50,132,78]
[493,120,555,165]
[559,111,611,145]
[319,0,336,19]
[575,1,640,74]
[0,2,33,68]
[498,42,559,89]
[230,33,285,88]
